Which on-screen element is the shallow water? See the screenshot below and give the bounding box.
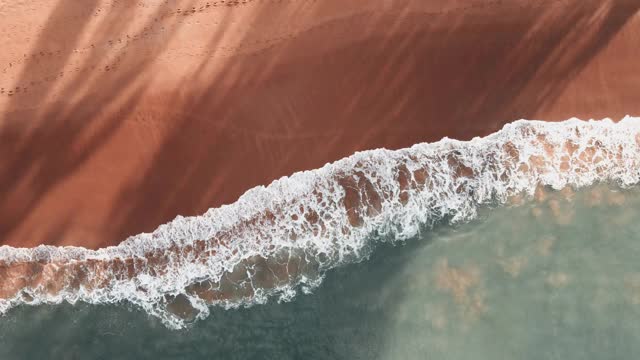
[1,184,640,359]
[2,118,639,329]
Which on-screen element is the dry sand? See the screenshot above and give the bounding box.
[0,0,639,249]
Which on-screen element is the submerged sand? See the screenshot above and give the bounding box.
[1,0,639,248]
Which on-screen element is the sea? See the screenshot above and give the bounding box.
[0,117,639,359]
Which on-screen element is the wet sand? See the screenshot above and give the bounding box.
[1,0,639,248]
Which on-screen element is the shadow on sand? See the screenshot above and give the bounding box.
[0,0,638,248]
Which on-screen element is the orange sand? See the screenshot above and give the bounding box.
[1,0,639,248]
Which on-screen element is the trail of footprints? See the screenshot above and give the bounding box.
[0,0,320,97]
[0,49,128,97]
[1,0,513,97]
[2,0,318,71]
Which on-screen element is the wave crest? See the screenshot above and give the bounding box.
[1,116,639,328]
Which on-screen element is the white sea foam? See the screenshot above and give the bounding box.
[0,116,639,329]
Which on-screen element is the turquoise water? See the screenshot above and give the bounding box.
[1,184,640,359]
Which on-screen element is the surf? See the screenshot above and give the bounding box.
[0,116,639,329]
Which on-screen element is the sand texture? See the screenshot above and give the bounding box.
[1,0,639,248]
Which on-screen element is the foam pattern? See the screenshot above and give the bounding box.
[0,117,638,328]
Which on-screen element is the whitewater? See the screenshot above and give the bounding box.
[0,116,639,329]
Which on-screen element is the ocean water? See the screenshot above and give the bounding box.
[0,117,639,358]
[1,183,640,359]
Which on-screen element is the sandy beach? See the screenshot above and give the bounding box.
[1,0,639,249]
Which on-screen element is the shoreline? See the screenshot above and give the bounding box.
[0,117,638,329]
[1,0,640,249]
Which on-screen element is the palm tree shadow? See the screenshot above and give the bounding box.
[0,0,639,249]
[0,0,196,246]
[105,0,640,249]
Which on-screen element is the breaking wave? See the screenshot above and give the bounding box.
[1,116,639,329]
